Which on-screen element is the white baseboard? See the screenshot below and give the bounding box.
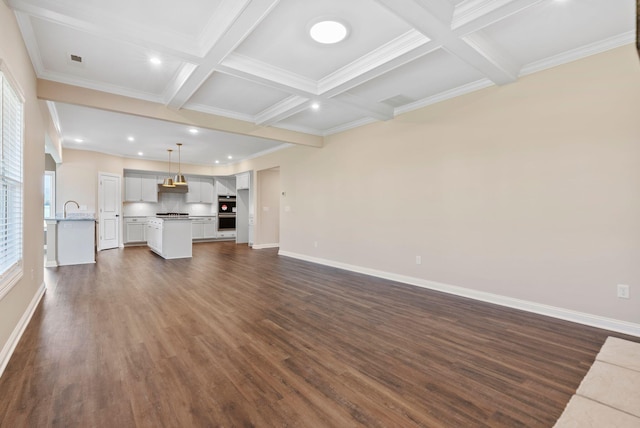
[278,251,640,338]
[0,282,46,378]
[252,243,280,249]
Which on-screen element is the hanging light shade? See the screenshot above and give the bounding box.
[174,143,187,186]
[162,149,176,187]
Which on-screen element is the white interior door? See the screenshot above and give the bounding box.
[98,172,121,250]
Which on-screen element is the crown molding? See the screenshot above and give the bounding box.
[395,78,494,115]
[520,32,635,77]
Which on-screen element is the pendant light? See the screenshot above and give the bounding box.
[162,149,176,187]
[174,143,187,186]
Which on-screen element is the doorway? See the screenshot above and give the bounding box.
[98,172,121,250]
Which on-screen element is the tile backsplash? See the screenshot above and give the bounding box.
[123,193,215,217]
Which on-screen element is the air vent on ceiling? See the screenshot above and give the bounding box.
[70,54,82,63]
[381,94,416,108]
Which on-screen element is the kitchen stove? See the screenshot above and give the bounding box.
[155,212,190,218]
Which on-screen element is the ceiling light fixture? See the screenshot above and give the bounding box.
[162,149,176,187]
[150,57,162,65]
[188,128,199,134]
[138,151,143,156]
[309,20,348,44]
[127,136,135,142]
[215,160,220,164]
[74,138,84,143]
[174,143,187,186]
[311,102,320,110]
[227,155,233,160]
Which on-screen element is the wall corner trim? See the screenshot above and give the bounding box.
[0,282,46,378]
[278,251,640,338]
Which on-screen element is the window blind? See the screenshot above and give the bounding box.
[0,70,24,296]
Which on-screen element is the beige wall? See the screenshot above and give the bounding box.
[255,168,280,246]
[0,2,47,361]
[235,45,640,325]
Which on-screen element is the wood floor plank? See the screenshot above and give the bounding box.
[1,242,638,427]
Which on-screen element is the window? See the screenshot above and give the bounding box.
[0,63,24,299]
[44,171,55,219]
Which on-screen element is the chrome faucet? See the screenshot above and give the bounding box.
[63,200,80,218]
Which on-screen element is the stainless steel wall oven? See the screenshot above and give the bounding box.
[218,196,236,231]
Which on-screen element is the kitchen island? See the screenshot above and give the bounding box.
[146,217,192,259]
[45,217,96,266]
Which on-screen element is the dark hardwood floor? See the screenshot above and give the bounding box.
[0,242,636,427]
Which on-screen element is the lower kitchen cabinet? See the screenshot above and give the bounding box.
[192,217,217,241]
[216,230,236,239]
[124,217,147,244]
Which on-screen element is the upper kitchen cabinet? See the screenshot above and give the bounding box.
[216,176,236,196]
[124,173,158,202]
[236,172,250,190]
[185,177,214,203]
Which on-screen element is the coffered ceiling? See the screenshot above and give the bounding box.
[7,0,635,164]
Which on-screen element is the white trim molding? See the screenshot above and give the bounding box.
[278,251,640,338]
[252,243,279,250]
[0,282,46,378]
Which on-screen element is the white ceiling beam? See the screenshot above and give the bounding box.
[219,55,397,123]
[331,93,394,121]
[220,54,318,95]
[165,0,281,110]
[452,0,545,35]
[409,0,455,23]
[254,96,310,126]
[373,0,519,85]
[318,30,431,96]
[450,34,520,84]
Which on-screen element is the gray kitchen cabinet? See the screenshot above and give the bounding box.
[191,220,204,239]
[216,176,236,196]
[236,172,250,190]
[216,230,236,239]
[124,217,147,244]
[124,173,158,202]
[186,177,214,203]
[192,217,216,240]
[203,218,216,239]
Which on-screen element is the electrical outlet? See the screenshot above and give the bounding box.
[415,256,422,265]
[617,284,630,299]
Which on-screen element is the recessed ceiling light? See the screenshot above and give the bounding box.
[188,128,199,134]
[74,138,84,143]
[149,57,162,65]
[311,102,320,110]
[138,151,143,156]
[227,155,233,160]
[127,136,135,142]
[215,160,220,164]
[309,20,348,44]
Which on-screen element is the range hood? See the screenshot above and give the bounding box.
[157,184,188,194]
